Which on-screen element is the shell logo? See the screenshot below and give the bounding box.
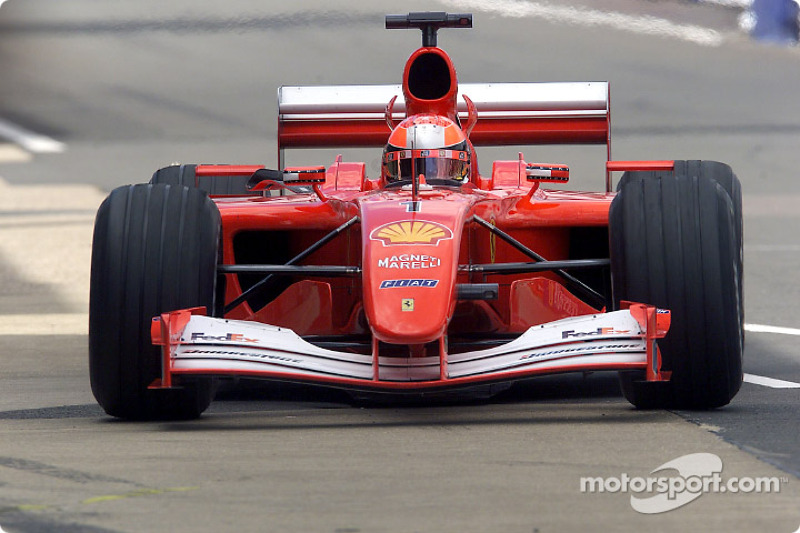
[370,220,453,246]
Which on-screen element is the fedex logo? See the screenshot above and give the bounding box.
[562,327,630,339]
[190,332,258,343]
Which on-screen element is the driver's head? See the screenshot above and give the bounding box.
[383,115,470,184]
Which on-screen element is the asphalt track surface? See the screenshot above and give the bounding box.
[1,0,800,531]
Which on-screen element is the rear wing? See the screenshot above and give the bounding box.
[278,81,610,155]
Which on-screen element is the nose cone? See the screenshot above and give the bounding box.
[360,195,470,344]
[367,240,454,344]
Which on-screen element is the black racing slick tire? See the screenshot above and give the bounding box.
[616,161,742,253]
[89,183,220,420]
[617,160,744,326]
[151,163,254,196]
[610,164,744,410]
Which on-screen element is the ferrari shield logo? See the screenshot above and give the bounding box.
[401,298,415,312]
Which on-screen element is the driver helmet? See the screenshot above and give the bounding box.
[383,114,470,183]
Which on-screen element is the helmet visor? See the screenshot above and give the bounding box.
[384,149,469,182]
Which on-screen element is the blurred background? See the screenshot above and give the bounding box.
[1,0,799,194]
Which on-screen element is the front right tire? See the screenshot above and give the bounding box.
[89,183,220,419]
[610,162,744,409]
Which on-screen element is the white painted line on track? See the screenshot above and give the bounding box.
[744,373,800,389]
[745,323,800,336]
[440,0,725,46]
[742,324,800,389]
[0,118,65,154]
[701,0,750,7]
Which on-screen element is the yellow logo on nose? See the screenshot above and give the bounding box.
[401,299,415,311]
[370,220,452,246]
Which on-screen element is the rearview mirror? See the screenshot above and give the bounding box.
[247,167,326,190]
[525,163,569,183]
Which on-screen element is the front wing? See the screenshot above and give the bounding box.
[150,304,671,393]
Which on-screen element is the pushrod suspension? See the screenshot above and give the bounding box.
[221,216,359,315]
[470,215,608,309]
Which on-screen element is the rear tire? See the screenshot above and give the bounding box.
[610,164,743,409]
[151,164,254,195]
[89,183,220,419]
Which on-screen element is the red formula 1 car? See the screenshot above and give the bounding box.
[88,13,743,419]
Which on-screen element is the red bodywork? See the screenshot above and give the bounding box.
[151,36,673,393]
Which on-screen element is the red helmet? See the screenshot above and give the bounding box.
[383,114,470,184]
